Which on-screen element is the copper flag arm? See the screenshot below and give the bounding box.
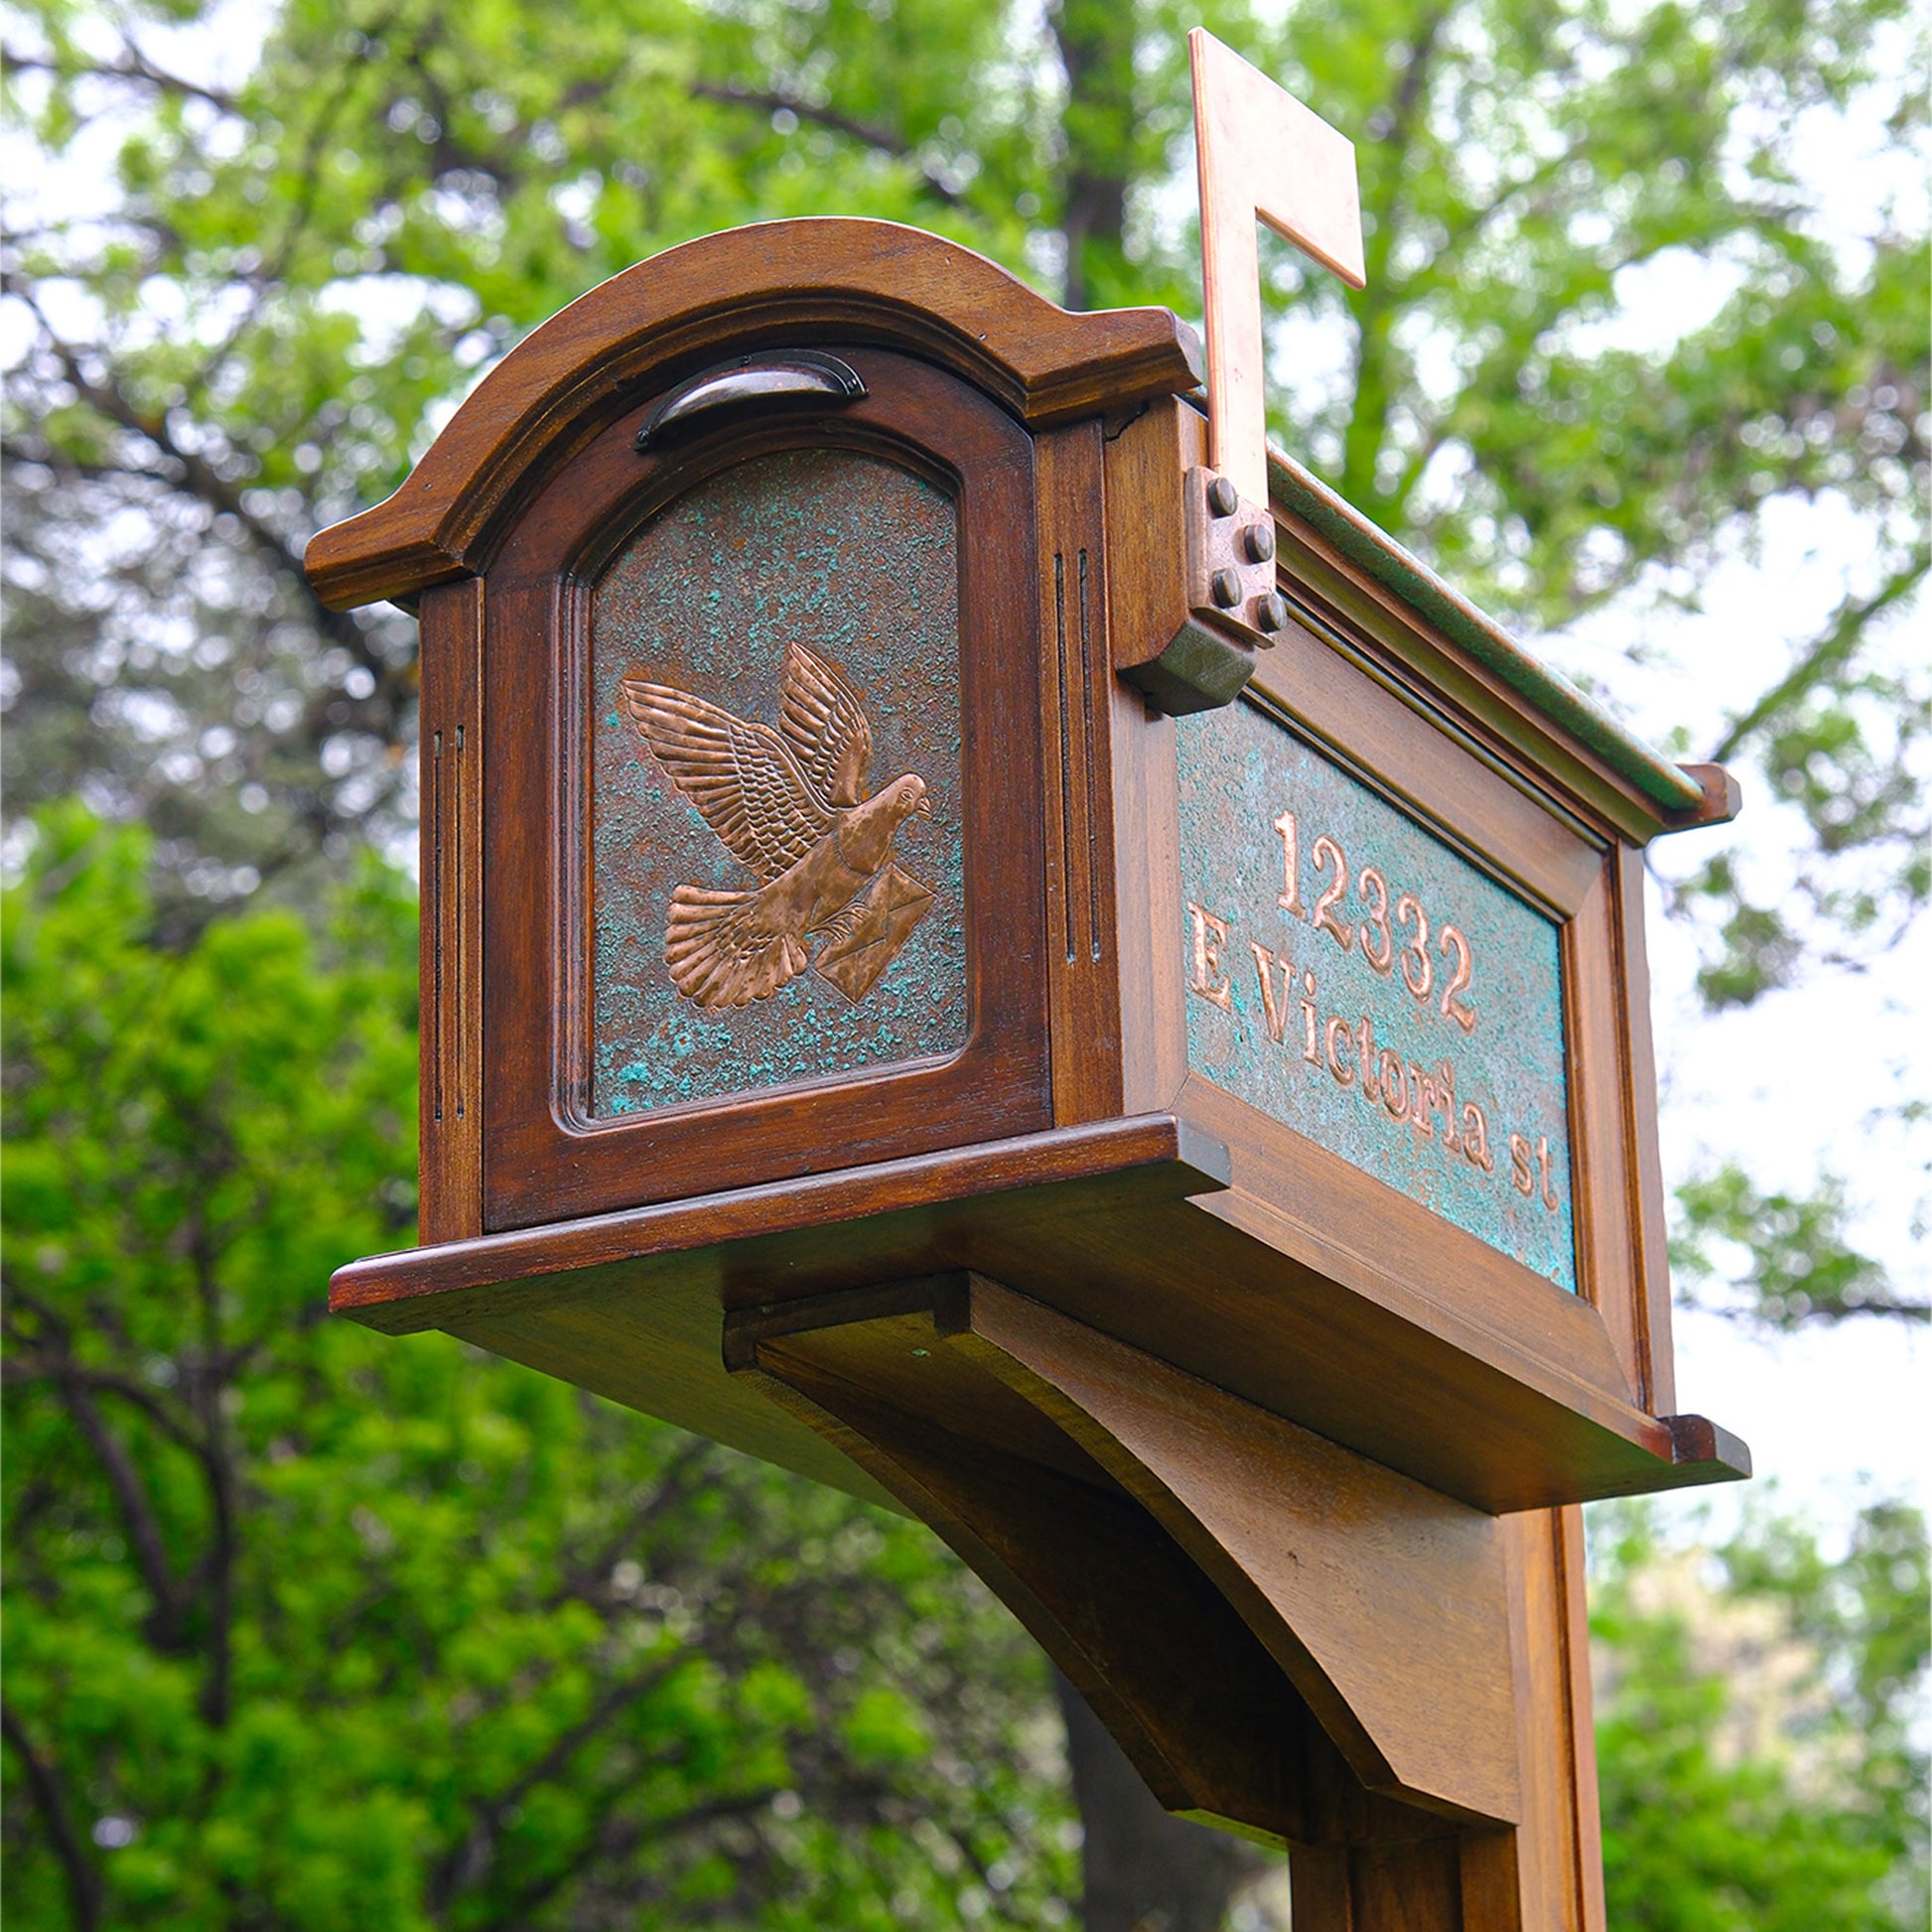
[1189,28,1367,504]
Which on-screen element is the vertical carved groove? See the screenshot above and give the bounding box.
[452,724,467,1122]
[429,729,446,1124]
[1053,550,1078,964]
[1078,546,1101,962]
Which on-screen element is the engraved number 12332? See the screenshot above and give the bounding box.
[1273,809,1477,1034]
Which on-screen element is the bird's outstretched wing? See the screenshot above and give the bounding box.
[620,679,832,881]
[778,642,873,808]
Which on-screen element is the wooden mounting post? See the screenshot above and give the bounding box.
[725,1274,1606,1930]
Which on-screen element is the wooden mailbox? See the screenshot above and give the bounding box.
[309,211,1745,1926]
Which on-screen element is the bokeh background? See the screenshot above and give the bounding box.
[3,3,1925,1926]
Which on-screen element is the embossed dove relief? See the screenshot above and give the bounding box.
[620,641,935,1009]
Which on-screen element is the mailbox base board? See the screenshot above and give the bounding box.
[332,1116,1745,1516]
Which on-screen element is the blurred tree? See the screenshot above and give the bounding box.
[1,810,1079,1930]
[3,0,1924,1323]
[1590,1498,1929,1932]
[3,0,1927,1923]
[2,0,1921,981]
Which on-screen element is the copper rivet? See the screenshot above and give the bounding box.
[1243,520,1277,563]
[1211,568,1243,608]
[1256,591,1289,633]
[1206,475,1240,517]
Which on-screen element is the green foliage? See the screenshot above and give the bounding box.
[3,0,1924,1003]
[1,814,1075,1929]
[3,1,1929,1922]
[1591,1499,1929,1931]
[1672,1165,1927,1326]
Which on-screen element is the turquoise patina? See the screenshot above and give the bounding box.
[1177,697,1579,1293]
[590,447,968,1118]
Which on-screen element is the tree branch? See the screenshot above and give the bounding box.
[688,79,964,207]
[1,1704,104,1932]
[0,1350,207,1462]
[0,43,238,114]
[471,1784,781,1932]
[1709,560,1929,763]
[184,1211,238,1729]
[1,1281,191,1645]
[556,1435,717,1605]
[428,1655,688,1912]
[5,283,397,683]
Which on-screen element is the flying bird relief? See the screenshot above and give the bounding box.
[620,642,936,1009]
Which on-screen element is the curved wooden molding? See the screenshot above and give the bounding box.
[725,1272,1521,1842]
[304,218,1202,611]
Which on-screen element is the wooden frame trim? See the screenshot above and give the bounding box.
[478,349,1053,1231]
[417,576,484,1243]
[333,1112,1231,1326]
[1145,650,1662,1425]
[1035,418,1126,1125]
[305,219,1201,612]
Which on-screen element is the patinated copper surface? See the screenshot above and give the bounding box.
[618,640,934,1008]
[591,446,966,1118]
[1178,695,1579,1292]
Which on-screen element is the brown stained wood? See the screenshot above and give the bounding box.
[332,1113,1228,1325]
[332,1099,1741,1513]
[1678,760,1744,827]
[728,1275,1500,1846]
[1245,619,1603,921]
[1282,1512,1599,1932]
[1498,1508,1606,1932]
[304,219,1201,612]
[1270,520,1681,851]
[955,1281,1520,1825]
[1107,672,1188,1116]
[1099,407,1191,1114]
[1102,397,1202,678]
[1035,420,1126,1124]
[1563,864,1647,1407]
[1615,843,1677,1418]
[417,577,484,1243]
[736,1345,1362,1845]
[1180,1050,1635,1400]
[479,350,1052,1231]
[1139,577,1695,1457]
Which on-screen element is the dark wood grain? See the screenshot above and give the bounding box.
[1035,418,1125,1124]
[1564,862,1646,1405]
[728,1273,1518,1841]
[956,1280,1520,1824]
[334,1112,1227,1321]
[1101,396,1200,678]
[1615,842,1677,1418]
[304,219,1201,611]
[479,349,1052,1230]
[416,577,484,1243]
[1499,1506,1606,1932]
[333,1097,1743,1514]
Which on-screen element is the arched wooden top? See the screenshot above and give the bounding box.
[304,218,1202,610]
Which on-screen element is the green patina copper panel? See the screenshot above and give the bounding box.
[590,447,967,1118]
[1176,698,1578,1293]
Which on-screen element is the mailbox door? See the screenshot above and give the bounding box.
[478,348,1050,1231]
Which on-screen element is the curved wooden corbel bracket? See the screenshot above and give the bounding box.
[725,1271,1521,1848]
